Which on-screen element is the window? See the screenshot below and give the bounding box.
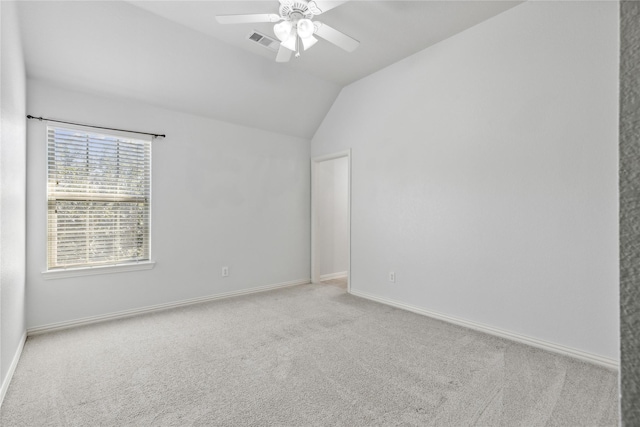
[46,125,152,275]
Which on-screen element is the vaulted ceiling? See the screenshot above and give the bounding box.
[17,1,521,139]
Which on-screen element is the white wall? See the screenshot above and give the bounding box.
[26,80,310,328]
[311,1,619,359]
[1,0,27,392]
[318,157,348,277]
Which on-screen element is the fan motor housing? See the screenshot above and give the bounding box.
[279,1,314,21]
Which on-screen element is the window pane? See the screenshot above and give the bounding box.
[47,126,151,269]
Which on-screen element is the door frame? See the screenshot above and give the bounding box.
[311,149,351,292]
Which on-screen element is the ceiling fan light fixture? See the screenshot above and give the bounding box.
[301,35,318,50]
[273,20,293,42]
[215,1,360,63]
[296,18,315,38]
[281,31,297,51]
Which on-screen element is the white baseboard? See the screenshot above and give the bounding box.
[320,271,348,281]
[350,289,619,371]
[0,331,27,408]
[28,278,310,336]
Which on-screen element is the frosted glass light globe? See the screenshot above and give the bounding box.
[281,30,297,51]
[273,21,293,42]
[296,19,315,38]
[301,35,318,51]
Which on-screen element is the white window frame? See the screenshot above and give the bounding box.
[42,123,155,279]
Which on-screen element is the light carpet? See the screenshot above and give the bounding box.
[1,283,619,426]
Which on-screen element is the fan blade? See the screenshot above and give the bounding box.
[307,1,347,15]
[276,45,293,63]
[215,14,281,24]
[314,22,359,52]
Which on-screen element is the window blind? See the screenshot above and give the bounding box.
[47,126,151,270]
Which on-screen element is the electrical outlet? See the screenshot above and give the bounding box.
[222,266,229,277]
[389,271,395,283]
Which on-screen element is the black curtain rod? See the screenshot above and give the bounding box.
[26,115,166,138]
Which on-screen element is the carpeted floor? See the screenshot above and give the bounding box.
[321,277,348,290]
[1,283,618,426]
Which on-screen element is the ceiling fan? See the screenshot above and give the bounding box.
[215,0,359,62]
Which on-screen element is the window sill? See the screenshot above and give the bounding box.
[42,261,155,280]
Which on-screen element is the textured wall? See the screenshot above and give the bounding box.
[26,80,311,328]
[620,2,640,426]
[0,0,27,391]
[312,1,620,360]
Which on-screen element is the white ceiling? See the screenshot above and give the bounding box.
[129,1,522,86]
[17,1,522,139]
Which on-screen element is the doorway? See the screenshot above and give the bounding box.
[311,150,351,292]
